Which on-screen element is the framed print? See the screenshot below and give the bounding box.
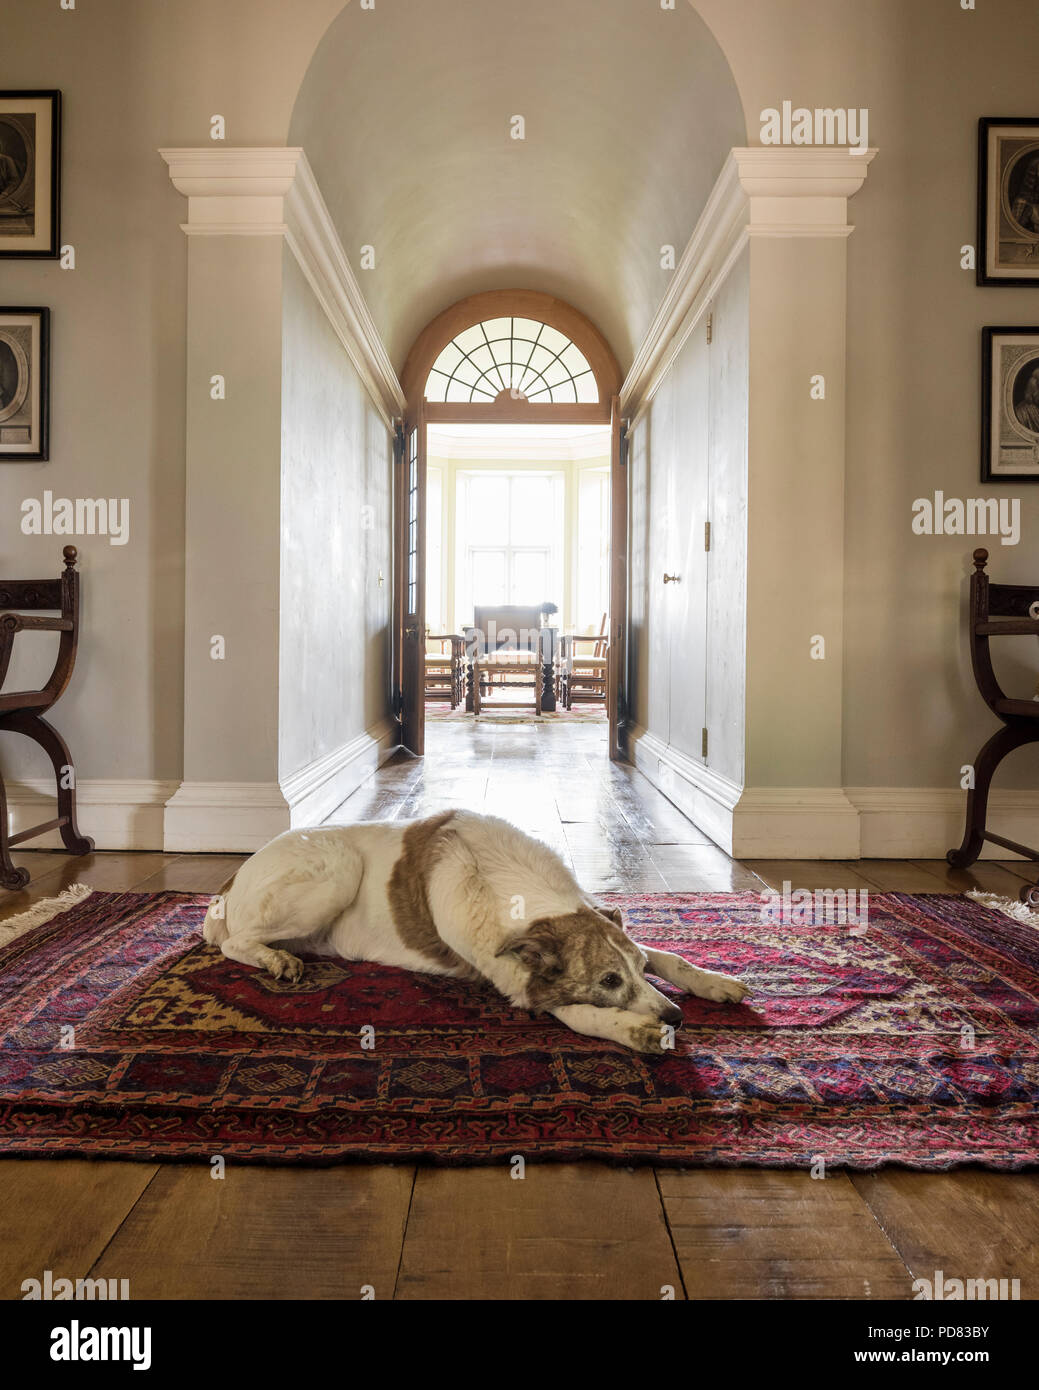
[0,307,49,461]
[978,118,1039,286]
[981,326,1039,482]
[0,91,61,258]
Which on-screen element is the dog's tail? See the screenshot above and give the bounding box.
[202,872,237,946]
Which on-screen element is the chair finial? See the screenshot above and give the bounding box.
[63,546,78,569]
[972,547,988,572]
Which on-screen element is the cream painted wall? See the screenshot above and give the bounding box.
[1,0,187,784]
[4,0,1039,834]
[706,251,749,787]
[279,251,393,780]
[182,235,284,784]
[632,0,1039,798]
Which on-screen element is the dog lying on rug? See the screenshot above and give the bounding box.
[203,811,749,1053]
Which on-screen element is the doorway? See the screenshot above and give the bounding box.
[394,291,627,759]
[424,422,613,735]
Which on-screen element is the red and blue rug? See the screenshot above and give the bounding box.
[0,889,1036,1168]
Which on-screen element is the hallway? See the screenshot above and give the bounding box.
[335,722,1038,901]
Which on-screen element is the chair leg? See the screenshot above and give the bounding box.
[541,658,555,713]
[1,710,95,857]
[947,722,1034,868]
[0,774,30,890]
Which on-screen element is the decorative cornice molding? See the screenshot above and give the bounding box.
[159,146,405,425]
[621,146,877,417]
[732,146,876,199]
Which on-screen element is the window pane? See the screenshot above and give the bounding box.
[538,325,569,355]
[425,370,449,402]
[423,319,600,404]
[510,476,551,543]
[468,475,509,543]
[512,318,543,345]
[471,550,506,606]
[431,343,464,375]
[560,342,592,375]
[467,343,496,374]
[549,379,578,404]
[511,550,549,605]
[454,325,485,354]
[426,467,442,630]
[575,371,599,403]
[527,344,555,374]
[453,357,482,386]
[482,317,512,344]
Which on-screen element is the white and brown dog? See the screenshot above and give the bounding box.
[203,810,749,1054]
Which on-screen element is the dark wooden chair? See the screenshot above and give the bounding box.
[464,605,556,715]
[0,545,93,890]
[424,633,465,708]
[948,548,1039,906]
[559,612,609,709]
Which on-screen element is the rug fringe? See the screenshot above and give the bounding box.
[0,883,94,944]
[967,889,1039,928]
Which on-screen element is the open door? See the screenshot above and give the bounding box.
[398,401,427,754]
[608,395,627,761]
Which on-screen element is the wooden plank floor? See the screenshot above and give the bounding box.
[2,720,1037,1301]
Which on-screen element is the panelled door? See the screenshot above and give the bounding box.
[608,395,628,761]
[399,402,427,754]
[666,317,710,765]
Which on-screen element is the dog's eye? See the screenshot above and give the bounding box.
[600,973,623,990]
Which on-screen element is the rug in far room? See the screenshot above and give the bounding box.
[0,887,1036,1169]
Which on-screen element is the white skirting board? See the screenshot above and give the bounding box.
[165,720,399,852]
[162,781,293,853]
[847,787,1039,861]
[4,722,399,854]
[629,725,1039,861]
[282,718,398,829]
[2,780,179,852]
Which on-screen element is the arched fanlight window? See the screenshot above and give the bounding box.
[424,317,599,405]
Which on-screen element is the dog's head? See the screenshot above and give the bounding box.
[495,905,683,1026]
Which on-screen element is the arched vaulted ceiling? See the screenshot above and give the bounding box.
[290,0,745,373]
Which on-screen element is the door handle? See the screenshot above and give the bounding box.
[663,573,680,584]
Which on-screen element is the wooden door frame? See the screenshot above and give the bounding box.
[395,290,628,758]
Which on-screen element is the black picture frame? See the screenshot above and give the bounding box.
[977,117,1039,287]
[981,325,1039,483]
[0,90,62,260]
[0,306,50,462]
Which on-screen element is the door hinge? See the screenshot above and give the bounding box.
[704,520,711,552]
[701,727,708,758]
[706,313,713,345]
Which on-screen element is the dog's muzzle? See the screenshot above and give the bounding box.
[659,1002,685,1027]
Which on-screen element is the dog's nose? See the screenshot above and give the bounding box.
[661,1003,684,1028]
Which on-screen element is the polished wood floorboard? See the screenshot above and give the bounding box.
[2,720,1036,1300]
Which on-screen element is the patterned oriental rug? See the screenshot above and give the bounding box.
[0,888,1037,1169]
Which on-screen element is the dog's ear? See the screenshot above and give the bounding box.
[598,905,624,928]
[495,919,563,978]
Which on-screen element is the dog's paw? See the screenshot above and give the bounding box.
[266,949,304,983]
[626,1019,673,1054]
[694,970,749,1004]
